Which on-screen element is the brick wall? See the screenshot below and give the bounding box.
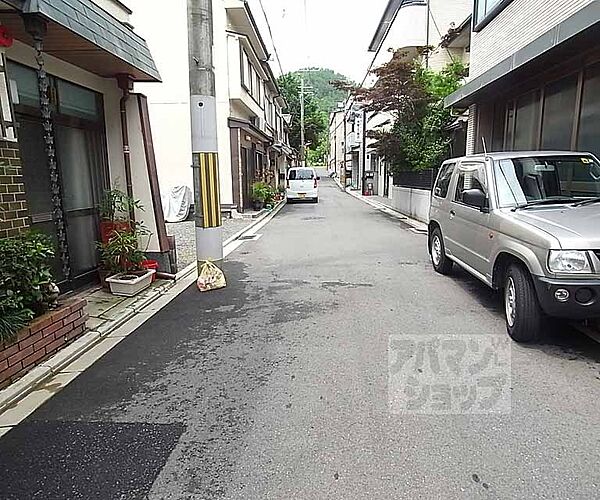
[0,299,88,389]
[470,0,595,78]
[0,139,29,239]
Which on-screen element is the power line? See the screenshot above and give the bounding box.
[256,0,284,75]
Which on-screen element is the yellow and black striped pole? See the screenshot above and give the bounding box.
[197,152,222,229]
[188,0,223,272]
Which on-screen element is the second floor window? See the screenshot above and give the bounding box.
[474,0,513,30]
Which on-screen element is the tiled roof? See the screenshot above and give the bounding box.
[23,0,160,81]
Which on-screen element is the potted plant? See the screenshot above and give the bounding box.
[99,189,143,244]
[101,224,155,297]
[251,181,270,210]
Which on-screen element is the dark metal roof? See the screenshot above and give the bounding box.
[22,0,160,81]
[368,0,426,53]
[445,2,600,108]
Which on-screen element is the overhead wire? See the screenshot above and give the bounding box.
[256,0,285,75]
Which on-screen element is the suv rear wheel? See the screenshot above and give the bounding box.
[504,264,544,342]
[430,227,453,275]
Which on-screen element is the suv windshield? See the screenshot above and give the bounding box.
[289,169,314,180]
[494,155,600,208]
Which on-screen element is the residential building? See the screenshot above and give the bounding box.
[345,0,471,203]
[131,0,293,213]
[0,0,171,290]
[328,105,345,179]
[446,0,600,158]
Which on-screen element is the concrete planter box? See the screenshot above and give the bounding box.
[106,270,156,297]
[0,299,88,389]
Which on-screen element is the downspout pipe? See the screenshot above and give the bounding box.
[117,74,136,222]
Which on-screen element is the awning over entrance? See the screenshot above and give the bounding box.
[229,117,273,145]
[1,0,160,82]
[445,1,600,108]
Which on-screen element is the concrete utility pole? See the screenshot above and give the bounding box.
[187,0,223,269]
[300,76,306,167]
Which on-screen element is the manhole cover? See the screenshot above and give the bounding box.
[237,234,262,241]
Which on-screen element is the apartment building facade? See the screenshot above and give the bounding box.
[351,0,472,198]
[446,0,600,158]
[132,0,292,213]
[0,0,172,289]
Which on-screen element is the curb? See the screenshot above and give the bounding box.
[0,200,287,417]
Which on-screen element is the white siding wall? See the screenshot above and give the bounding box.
[130,0,235,205]
[470,0,595,78]
[92,0,131,22]
[213,0,234,205]
[131,0,192,192]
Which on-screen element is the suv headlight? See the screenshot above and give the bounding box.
[548,250,592,274]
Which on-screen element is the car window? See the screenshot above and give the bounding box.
[454,163,487,206]
[433,162,456,198]
[494,155,600,206]
[289,169,314,180]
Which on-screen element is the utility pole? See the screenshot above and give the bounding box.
[425,0,431,68]
[300,76,306,167]
[187,0,223,270]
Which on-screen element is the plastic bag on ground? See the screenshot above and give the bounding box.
[197,260,227,292]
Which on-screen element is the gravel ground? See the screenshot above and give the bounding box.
[167,217,255,270]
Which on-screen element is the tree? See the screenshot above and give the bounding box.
[298,68,351,112]
[277,73,327,158]
[342,51,466,173]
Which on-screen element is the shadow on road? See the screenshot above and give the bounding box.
[450,264,600,364]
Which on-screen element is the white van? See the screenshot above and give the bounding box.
[286,167,319,203]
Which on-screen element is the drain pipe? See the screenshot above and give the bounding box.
[117,74,136,222]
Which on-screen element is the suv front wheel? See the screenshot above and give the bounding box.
[504,264,544,342]
[430,227,453,275]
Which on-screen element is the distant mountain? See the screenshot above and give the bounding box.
[292,68,352,114]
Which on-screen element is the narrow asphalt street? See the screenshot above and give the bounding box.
[1,176,599,499]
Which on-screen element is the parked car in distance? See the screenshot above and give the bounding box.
[286,167,319,203]
[428,151,600,342]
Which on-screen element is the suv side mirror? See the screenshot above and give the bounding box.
[463,188,489,211]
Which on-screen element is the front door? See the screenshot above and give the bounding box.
[10,61,108,289]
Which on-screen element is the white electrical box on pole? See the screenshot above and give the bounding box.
[187,0,223,271]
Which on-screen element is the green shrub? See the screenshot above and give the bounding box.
[251,182,271,203]
[0,232,55,342]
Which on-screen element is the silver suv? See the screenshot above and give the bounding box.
[428,151,600,342]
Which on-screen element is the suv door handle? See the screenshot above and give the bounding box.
[449,210,456,219]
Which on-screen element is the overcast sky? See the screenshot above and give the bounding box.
[247,0,390,82]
